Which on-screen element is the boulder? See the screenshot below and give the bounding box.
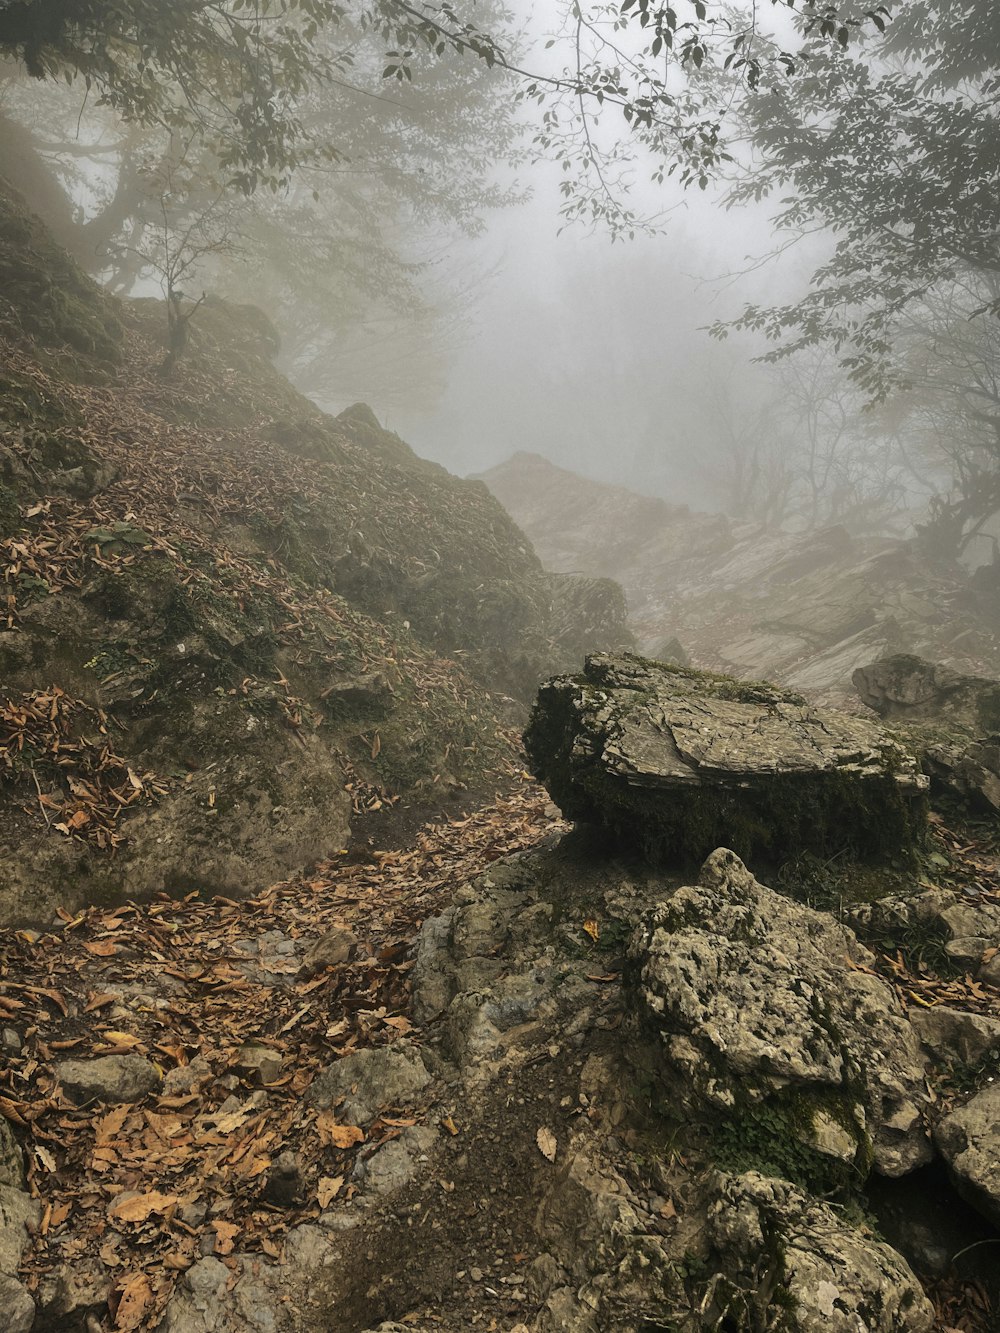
[526,653,927,865]
[707,1171,934,1331]
[853,653,1000,732]
[934,1081,1000,1226]
[630,849,932,1176]
[56,1054,162,1104]
[307,1044,430,1124]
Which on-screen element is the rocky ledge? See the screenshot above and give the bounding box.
[525,653,928,864]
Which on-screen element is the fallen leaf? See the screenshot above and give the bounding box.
[108,1190,179,1224]
[317,1175,344,1207]
[370,731,381,760]
[536,1127,557,1163]
[211,1220,240,1255]
[94,1105,130,1145]
[440,1115,459,1136]
[316,1110,364,1149]
[115,1273,153,1331]
[84,939,118,957]
[101,1030,143,1048]
[582,918,600,942]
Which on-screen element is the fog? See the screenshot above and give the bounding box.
[388,177,810,508]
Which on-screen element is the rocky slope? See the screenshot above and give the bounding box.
[0,178,629,926]
[479,452,1000,706]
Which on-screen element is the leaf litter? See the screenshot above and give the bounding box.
[0,780,562,1329]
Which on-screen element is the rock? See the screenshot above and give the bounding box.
[354,1126,438,1195]
[909,1006,1000,1066]
[848,889,1000,981]
[631,849,932,1176]
[525,653,927,865]
[56,1054,162,1104]
[262,1151,304,1207]
[320,672,393,710]
[0,1182,41,1333]
[925,736,1000,814]
[934,1081,1000,1226]
[34,1254,107,1330]
[308,1044,431,1124]
[1,1028,20,1054]
[298,926,359,978]
[651,635,689,667]
[853,653,1000,732]
[0,1273,35,1333]
[237,1043,283,1084]
[707,1171,934,1331]
[163,1055,213,1097]
[0,1120,23,1189]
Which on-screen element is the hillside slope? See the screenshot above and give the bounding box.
[0,181,629,926]
[480,451,1000,705]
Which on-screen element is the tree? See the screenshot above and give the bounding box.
[0,0,521,394]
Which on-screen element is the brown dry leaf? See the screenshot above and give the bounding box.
[94,1105,130,1145]
[536,1127,557,1163]
[317,1175,344,1207]
[582,918,600,942]
[440,1115,459,1136]
[383,1015,413,1035]
[316,1110,364,1149]
[162,1251,194,1272]
[211,1221,240,1256]
[115,1273,153,1331]
[101,1030,144,1049]
[108,1190,179,1224]
[85,991,120,1012]
[370,731,381,760]
[83,939,118,958]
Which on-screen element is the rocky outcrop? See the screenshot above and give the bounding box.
[853,653,1000,731]
[853,653,1000,813]
[632,848,932,1177]
[848,887,1000,983]
[935,1082,1000,1227]
[706,1171,934,1331]
[0,176,634,927]
[525,653,927,864]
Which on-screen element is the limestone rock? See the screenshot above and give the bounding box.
[909,1006,1000,1067]
[56,1053,162,1104]
[298,926,359,978]
[934,1081,1000,1226]
[0,1273,35,1333]
[848,889,1000,980]
[308,1043,431,1124]
[707,1171,934,1331]
[525,653,927,865]
[853,653,1000,732]
[631,849,932,1176]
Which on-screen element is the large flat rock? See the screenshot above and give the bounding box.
[525,653,928,864]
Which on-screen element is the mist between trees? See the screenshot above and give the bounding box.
[2,0,999,565]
